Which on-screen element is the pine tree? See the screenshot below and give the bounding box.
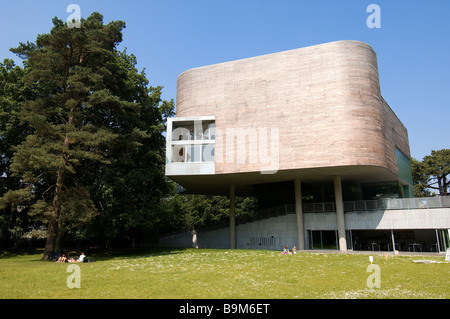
[7,12,172,258]
[411,149,450,197]
[422,149,450,196]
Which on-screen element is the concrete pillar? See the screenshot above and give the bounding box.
[435,229,441,252]
[391,230,396,252]
[230,184,236,249]
[294,179,305,250]
[333,175,347,251]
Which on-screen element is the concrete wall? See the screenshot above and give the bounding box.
[157,214,298,250]
[156,208,450,249]
[345,208,450,230]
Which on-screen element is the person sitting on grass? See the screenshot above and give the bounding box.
[68,257,77,263]
[79,252,86,262]
[281,245,292,255]
[56,253,67,263]
[68,253,87,263]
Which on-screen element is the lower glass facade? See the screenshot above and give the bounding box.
[254,180,411,211]
[396,148,414,198]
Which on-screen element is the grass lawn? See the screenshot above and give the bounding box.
[0,247,448,299]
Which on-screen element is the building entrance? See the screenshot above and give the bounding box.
[351,229,448,252]
[309,230,338,250]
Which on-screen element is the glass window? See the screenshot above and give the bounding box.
[202,144,215,162]
[169,118,215,163]
[171,145,185,162]
[172,124,193,141]
[309,230,338,250]
[396,148,414,187]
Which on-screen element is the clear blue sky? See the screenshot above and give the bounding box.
[1,0,449,160]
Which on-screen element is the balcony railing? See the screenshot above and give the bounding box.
[378,196,450,210]
[247,197,450,222]
[313,196,450,213]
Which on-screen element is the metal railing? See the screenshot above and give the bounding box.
[378,196,450,210]
[194,196,449,231]
[303,202,336,213]
[343,196,450,212]
[250,196,450,220]
[344,200,380,212]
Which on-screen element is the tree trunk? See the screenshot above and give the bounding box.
[42,170,64,260]
[42,107,74,260]
[442,175,449,196]
[42,214,58,260]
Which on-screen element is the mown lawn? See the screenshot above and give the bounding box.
[0,248,448,299]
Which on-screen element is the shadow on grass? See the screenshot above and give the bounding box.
[0,247,45,259]
[0,246,191,262]
[86,246,191,261]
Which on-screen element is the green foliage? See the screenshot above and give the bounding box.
[0,59,33,247]
[0,12,174,252]
[411,158,433,197]
[411,149,450,197]
[1,11,256,251]
[161,189,258,233]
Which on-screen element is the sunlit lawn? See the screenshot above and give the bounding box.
[0,247,448,299]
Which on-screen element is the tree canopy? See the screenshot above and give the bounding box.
[0,12,175,258]
[411,149,450,197]
[0,59,33,247]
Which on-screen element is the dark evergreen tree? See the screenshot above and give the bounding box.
[3,12,174,257]
[0,59,33,246]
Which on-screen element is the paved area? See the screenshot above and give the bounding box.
[302,249,446,257]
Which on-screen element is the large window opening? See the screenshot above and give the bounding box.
[169,118,215,163]
[351,229,448,252]
[396,148,414,198]
[309,230,338,250]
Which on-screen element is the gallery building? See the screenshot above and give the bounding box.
[163,40,450,253]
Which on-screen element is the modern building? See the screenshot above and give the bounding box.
[163,40,450,253]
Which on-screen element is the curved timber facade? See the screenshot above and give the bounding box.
[164,40,450,252]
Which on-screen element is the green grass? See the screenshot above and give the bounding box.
[0,248,449,299]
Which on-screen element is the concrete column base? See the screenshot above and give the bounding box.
[334,175,347,251]
[230,184,236,249]
[294,179,305,250]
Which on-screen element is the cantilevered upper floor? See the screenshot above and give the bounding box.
[166,40,413,196]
